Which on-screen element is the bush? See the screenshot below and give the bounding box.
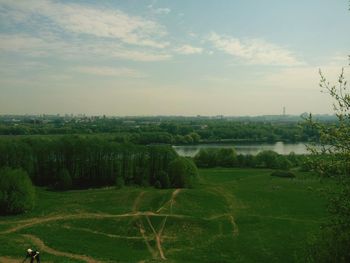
[194,148,217,168]
[168,157,199,188]
[53,169,72,191]
[159,171,170,189]
[275,156,293,170]
[154,180,162,189]
[216,148,237,167]
[0,167,35,215]
[115,176,125,189]
[270,170,296,178]
[256,150,279,168]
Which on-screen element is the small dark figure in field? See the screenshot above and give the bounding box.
[22,248,40,263]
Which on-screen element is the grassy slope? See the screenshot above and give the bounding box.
[0,168,331,262]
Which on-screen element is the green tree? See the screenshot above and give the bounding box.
[54,168,72,191]
[194,148,218,168]
[307,69,350,262]
[0,168,35,215]
[256,150,279,168]
[216,148,237,167]
[168,157,199,188]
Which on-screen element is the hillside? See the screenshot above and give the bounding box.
[0,168,330,263]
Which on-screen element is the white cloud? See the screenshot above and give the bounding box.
[147,3,171,15]
[110,49,171,61]
[74,66,146,78]
[153,7,171,15]
[0,0,168,49]
[0,34,47,55]
[0,34,172,61]
[208,32,304,66]
[175,45,203,55]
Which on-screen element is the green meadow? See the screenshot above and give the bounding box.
[0,168,331,263]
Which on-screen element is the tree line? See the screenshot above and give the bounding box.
[0,116,323,144]
[194,148,309,171]
[0,136,198,191]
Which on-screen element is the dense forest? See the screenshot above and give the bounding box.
[0,136,198,191]
[0,114,328,144]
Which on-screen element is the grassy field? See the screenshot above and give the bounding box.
[0,168,332,263]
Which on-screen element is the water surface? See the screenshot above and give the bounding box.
[173,142,314,157]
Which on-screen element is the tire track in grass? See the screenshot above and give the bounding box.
[154,189,182,260]
[156,189,181,213]
[207,186,240,237]
[1,212,190,235]
[23,234,101,263]
[146,216,166,260]
[132,191,158,260]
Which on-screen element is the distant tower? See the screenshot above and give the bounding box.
[283,106,286,116]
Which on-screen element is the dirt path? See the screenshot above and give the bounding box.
[156,188,182,213]
[146,216,166,260]
[0,256,50,263]
[152,189,182,260]
[229,215,239,237]
[23,234,102,263]
[63,225,147,240]
[1,211,190,235]
[207,186,240,237]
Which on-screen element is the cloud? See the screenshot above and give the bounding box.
[0,0,168,48]
[175,45,203,55]
[147,3,171,15]
[208,32,304,66]
[110,49,171,61]
[152,7,171,15]
[74,66,146,78]
[0,34,48,55]
[0,33,172,61]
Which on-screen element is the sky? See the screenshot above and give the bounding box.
[0,0,349,116]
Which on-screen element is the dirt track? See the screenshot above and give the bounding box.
[23,234,101,263]
[1,187,237,262]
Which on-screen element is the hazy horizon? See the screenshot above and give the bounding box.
[1,0,349,116]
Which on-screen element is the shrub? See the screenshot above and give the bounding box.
[194,148,217,168]
[159,171,170,189]
[0,167,35,215]
[256,150,279,168]
[168,157,199,188]
[216,148,237,167]
[270,170,296,178]
[115,176,125,189]
[154,180,162,189]
[275,156,293,170]
[53,169,72,191]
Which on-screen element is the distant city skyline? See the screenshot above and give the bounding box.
[0,0,349,116]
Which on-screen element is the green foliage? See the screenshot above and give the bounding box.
[256,150,279,168]
[54,169,72,191]
[270,170,296,178]
[115,176,125,189]
[194,148,217,168]
[216,148,237,167]
[158,171,170,189]
[0,168,331,262]
[0,136,178,189]
[306,69,350,262]
[168,157,199,188]
[194,147,237,168]
[154,180,162,189]
[275,156,293,170]
[0,167,35,215]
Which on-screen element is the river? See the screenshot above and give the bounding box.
[173,142,316,157]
